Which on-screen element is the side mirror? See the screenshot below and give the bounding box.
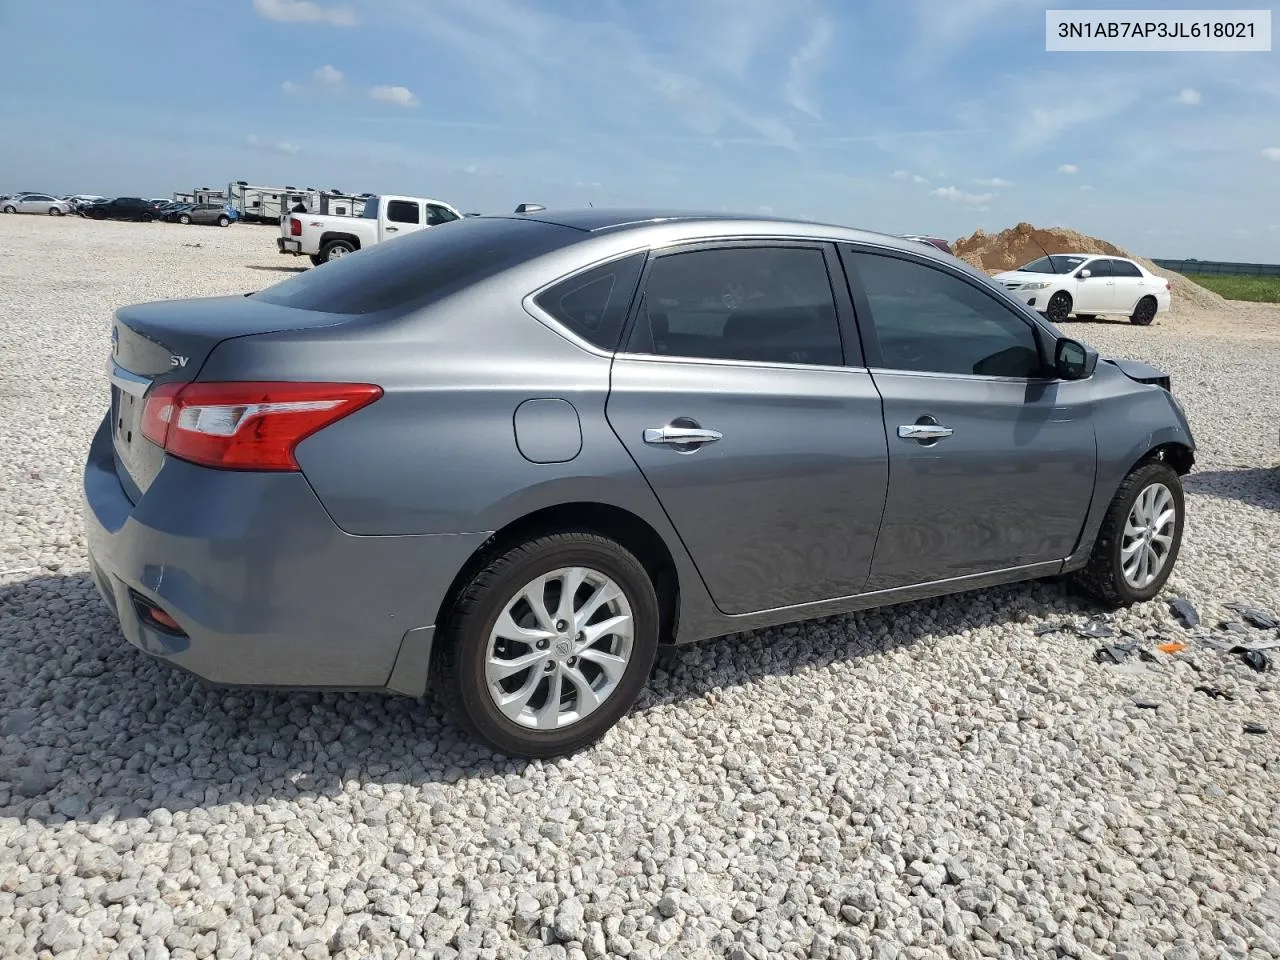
[1077,268,1092,279]
[1054,337,1097,380]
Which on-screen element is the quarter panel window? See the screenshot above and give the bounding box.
[533,251,647,351]
[386,200,421,225]
[626,246,844,366]
[848,250,1045,378]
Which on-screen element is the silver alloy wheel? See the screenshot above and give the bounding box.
[1121,482,1176,589]
[328,245,347,259]
[485,566,634,730]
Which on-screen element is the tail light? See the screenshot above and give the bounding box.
[141,381,382,471]
[289,217,301,236]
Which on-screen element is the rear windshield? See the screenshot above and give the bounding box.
[250,217,581,315]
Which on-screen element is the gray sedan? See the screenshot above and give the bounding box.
[84,208,1195,757]
[2,193,74,215]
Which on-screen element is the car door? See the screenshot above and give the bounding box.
[604,241,890,615]
[1109,258,1148,311]
[1073,257,1115,313]
[193,204,217,224]
[382,199,423,239]
[840,245,1097,590]
[21,194,51,213]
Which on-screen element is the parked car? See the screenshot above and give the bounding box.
[82,197,162,222]
[2,193,74,216]
[278,193,464,265]
[166,202,232,227]
[85,208,1195,758]
[993,254,1172,325]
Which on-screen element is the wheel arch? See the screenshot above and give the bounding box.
[431,501,682,650]
[320,231,361,251]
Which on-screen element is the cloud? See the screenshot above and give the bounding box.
[1177,88,1201,105]
[931,186,994,204]
[246,134,302,156]
[313,64,343,87]
[369,85,420,108]
[1057,163,1079,174]
[891,170,930,184]
[1263,147,1280,161]
[973,177,1013,187]
[784,18,833,120]
[252,0,355,27]
[1080,184,1096,192]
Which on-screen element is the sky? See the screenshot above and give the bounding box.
[1,0,1278,259]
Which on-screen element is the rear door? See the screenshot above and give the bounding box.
[1109,258,1148,311]
[840,245,1096,590]
[604,241,889,615]
[381,199,423,239]
[1074,257,1115,313]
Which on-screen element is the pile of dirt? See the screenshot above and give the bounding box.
[952,222,1225,311]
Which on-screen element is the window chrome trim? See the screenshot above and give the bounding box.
[865,365,1061,385]
[615,352,868,375]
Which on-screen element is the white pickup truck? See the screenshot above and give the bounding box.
[277,194,466,265]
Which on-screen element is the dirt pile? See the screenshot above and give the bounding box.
[952,222,1225,311]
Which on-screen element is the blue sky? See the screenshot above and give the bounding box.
[1,0,1278,259]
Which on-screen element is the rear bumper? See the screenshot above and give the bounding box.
[277,237,302,254]
[82,413,488,695]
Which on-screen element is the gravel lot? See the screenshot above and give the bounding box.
[1,215,1278,960]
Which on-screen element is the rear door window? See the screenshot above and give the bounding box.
[1111,259,1143,278]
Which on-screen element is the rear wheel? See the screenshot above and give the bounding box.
[1046,290,1073,323]
[1130,296,1157,326]
[1073,461,1184,607]
[435,532,660,758]
[141,214,154,223]
[320,239,355,263]
[1,205,14,214]
[90,209,106,220]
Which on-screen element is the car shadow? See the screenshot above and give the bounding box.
[244,264,308,273]
[0,571,1093,825]
[1185,467,1280,512]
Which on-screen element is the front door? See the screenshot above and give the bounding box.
[841,246,1097,590]
[605,242,890,615]
[382,199,424,239]
[1074,257,1116,313]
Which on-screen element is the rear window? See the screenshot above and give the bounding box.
[250,216,581,315]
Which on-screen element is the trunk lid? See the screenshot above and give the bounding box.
[108,294,349,499]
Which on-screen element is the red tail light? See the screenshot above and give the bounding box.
[289,216,302,236]
[141,381,382,471]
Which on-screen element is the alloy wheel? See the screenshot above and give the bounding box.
[485,566,634,730]
[1121,482,1176,589]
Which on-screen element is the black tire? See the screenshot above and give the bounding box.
[1073,460,1184,607]
[178,214,191,225]
[217,215,229,227]
[89,209,106,220]
[141,214,154,223]
[319,239,355,263]
[1,205,15,214]
[435,532,660,758]
[1130,296,1157,326]
[1046,290,1073,323]
[49,207,64,216]
[308,254,324,267]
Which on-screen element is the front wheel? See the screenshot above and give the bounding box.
[178,214,191,225]
[1130,296,1157,326]
[217,215,229,227]
[435,532,660,758]
[1046,290,1073,323]
[49,207,64,216]
[1073,461,1184,607]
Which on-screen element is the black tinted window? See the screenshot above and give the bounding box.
[426,204,459,226]
[847,251,1044,378]
[534,252,646,351]
[251,216,578,315]
[386,200,420,225]
[1111,259,1142,277]
[627,246,844,366]
[1082,259,1111,277]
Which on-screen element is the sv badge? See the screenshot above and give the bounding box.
[170,355,189,368]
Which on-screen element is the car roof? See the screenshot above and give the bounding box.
[488,206,944,259]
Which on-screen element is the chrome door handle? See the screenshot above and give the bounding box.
[897,423,953,440]
[644,426,723,445]
[385,226,399,232]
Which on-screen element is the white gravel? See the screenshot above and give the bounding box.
[1,215,1278,960]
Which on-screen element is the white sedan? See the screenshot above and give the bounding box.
[993,253,1171,326]
[1,193,74,216]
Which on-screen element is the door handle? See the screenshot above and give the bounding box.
[385,226,399,232]
[897,423,953,441]
[643,426,723,446]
